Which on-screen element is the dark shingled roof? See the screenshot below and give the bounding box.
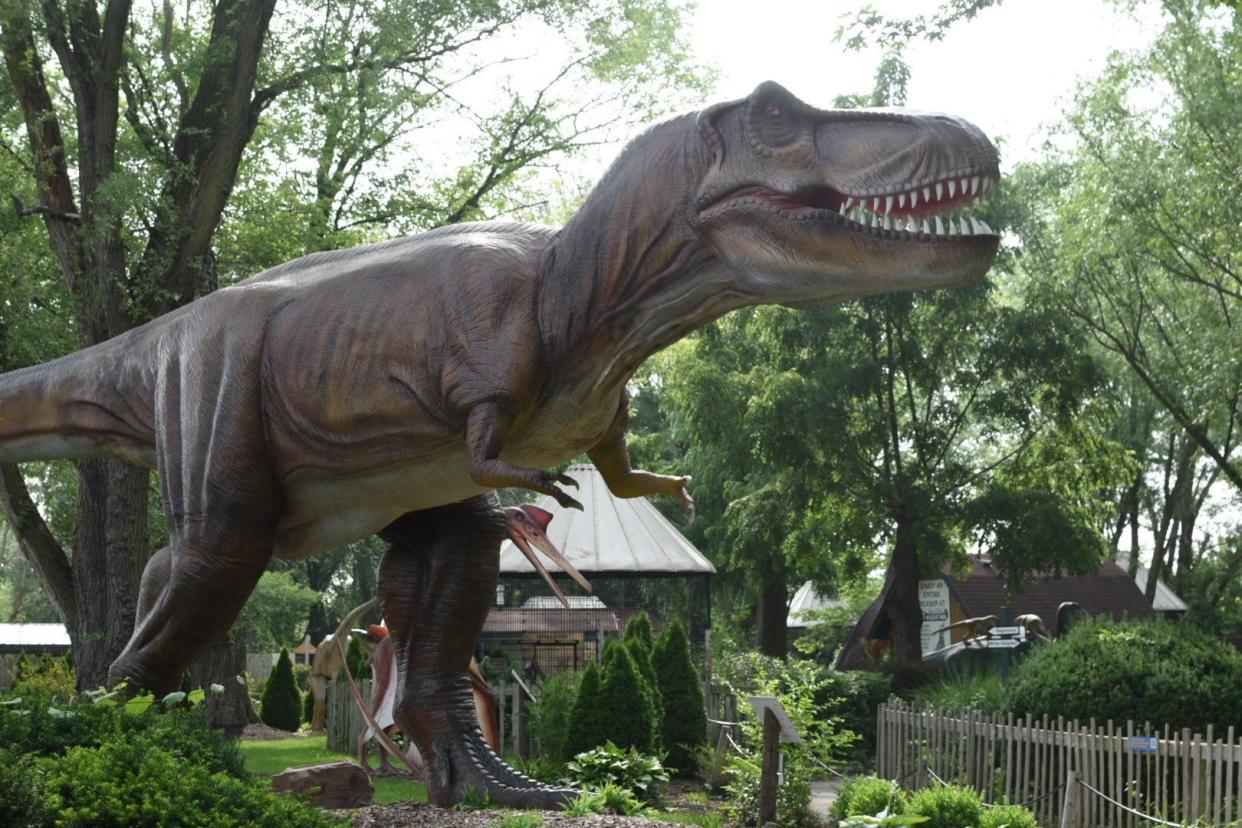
[949,558,1155,632]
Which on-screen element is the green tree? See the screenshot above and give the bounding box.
[597,641,656,753]
[623,612,663,735]
[651,620,705,774]
[237,571,319,653]
[567,660,605,757]
[260,648,301,732]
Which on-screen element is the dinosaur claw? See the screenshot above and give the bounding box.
[554,473,580,489]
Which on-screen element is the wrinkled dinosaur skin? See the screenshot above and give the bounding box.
[0,82,998,807]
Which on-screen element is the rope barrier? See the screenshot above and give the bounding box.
[1075,778,1185,827]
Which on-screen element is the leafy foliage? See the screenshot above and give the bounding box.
[528,669,580,764]
[237,571,319,652]
[910,670,1005,714]
[978,803,1040,828]
[0,747,47,828]
[1004,619,1242,731]
[564,782,653,817]
[260,648,302,732]
[563,742,669,802]
[10,654,75,700]
[907,784,984,828]
[831,776,908,820]
[652,619,707,774]
[624,612,664,742]
[492,813,544,828]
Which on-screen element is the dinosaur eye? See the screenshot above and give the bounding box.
[767,104,781,117]
[756,97,798,148]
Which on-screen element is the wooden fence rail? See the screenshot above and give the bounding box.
[877,701,1242,827]
[326,678,372,755]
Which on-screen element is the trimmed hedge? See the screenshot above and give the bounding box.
[1004,619,1242,732]
[908,785,983,828]
[597,641,656,753]
[261,648,302,732]
[979,803,1040,828]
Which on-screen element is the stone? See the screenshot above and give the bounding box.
[271,760,374,809]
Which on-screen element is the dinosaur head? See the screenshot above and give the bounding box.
[693,81,999,306]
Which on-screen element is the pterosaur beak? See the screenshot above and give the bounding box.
[522,520,592,595]
[505,506,593,607]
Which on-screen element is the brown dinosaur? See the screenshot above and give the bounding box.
[0,81,998,808]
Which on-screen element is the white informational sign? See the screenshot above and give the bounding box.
[919,578,951,656]
[747,696,802,744]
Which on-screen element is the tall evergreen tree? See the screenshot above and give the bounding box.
[260,648,301,732]
[652,620,706,773]
[567,661,605,757]
[624,613,663,740]
[598,641,656,753]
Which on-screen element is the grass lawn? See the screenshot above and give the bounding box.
[240,733,427,805]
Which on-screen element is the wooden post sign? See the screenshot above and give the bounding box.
[747,696,801,826]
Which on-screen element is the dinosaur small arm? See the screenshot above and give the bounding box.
[0,82,999,807]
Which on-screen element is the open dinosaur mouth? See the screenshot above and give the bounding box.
[706,173,999,239]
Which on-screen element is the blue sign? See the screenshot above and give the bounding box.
[1126,736,1158,753]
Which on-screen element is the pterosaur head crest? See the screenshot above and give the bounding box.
[694,81,1001,306]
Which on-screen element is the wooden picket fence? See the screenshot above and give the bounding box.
[325,678,371,754]
[877,701,1242,827]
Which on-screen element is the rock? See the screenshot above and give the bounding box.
[271,760,374,809]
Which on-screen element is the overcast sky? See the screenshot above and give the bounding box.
[688,0,1162,168]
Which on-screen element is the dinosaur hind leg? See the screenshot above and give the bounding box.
[379,495,576,810]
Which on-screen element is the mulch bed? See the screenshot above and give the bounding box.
[239,722,304,741]
[350,804,687,827]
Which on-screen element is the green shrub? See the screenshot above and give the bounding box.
[830,776,907,819]
[260,648,301,731]
[39,739,345,827]
[343,635,369,681]
[652,620,707,774]
[564,741,669,802]
[978,803,1039,828]
[492,813,544,828]
[911,670,1005,714]
[1004,619,1242,731]
[12,654,76,700]
[302,686,315,725]
[0,748,47,828]
[567,661,605,757]
[626,636,664,742]
[908,785,983,828]
[565,782,652,817]
[597,641,656,753]
[528,669,579,763]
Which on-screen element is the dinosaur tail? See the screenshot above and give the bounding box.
[0,338,155,467]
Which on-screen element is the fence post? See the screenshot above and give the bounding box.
[759,708,780,825]
[1059,769,1078,828]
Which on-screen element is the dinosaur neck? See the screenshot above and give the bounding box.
[539,114,748,393]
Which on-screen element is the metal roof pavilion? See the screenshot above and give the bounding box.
[0,623,71,654]
[499,464,716,576]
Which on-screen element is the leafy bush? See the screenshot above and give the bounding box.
[567,661,605,757]
[652,619,707,774]
[1004,619,1242,731]
[816,667,892,759]
[565,782,652,817]
[0,748,47,827]
[511,755,565,785]
[11,654,76,700]
[528,669,579,763]
[343,634,369,681]
[831,775,907,819]
[260,648,302,731]
[907,785,983,828]
[911,670,1005,714]
[0,693,245,777]
[492,813,544,828]
[978,803,1039,828]
[597,641,656,753]
[38,739,345,827]
[563,741,669,802]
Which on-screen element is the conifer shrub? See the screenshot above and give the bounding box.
[341,635,369,681]
[528,670,580,762]
[260,648,302,731]
[567,661,605,757]
[597,641,656,753]
[651,620,706,774]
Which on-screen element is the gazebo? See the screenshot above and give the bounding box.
[479,464,715,678]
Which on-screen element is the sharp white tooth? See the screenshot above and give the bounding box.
[872,196,882,212]
[961,177,970,196]
[960,216,970,235]
[898,192,907,209]
[970,217,983,234]
[948,179,957,198]
[920,219,930,234]
[935,181,944,200]
[948,219,958,236]
[905,217,917,233]
[934,215,944,235]
[883,215,893,230]
[923,186,931,203]
[970,176,980,195]
[910,190,919,208]
[979,219,993,234]
[884,194,893,214]
[844,197,854,210]
[839,201,847,215]
[983,177,994,193]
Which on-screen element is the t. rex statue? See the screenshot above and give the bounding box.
[0,82,999,808]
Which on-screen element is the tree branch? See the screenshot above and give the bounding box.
[0,463,75,628]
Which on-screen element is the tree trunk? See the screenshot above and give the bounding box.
[190,628,258,731]
[886,517,923,669]
[72,459,149,690]
[756,549,787,658]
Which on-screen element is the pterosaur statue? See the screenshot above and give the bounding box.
[0,82,999,808]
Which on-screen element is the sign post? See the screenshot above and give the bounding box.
[747,696,801,826]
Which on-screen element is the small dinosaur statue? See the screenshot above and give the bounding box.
[309,596,379,732]
[937,614,1000,643]
[0,81,998,808]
